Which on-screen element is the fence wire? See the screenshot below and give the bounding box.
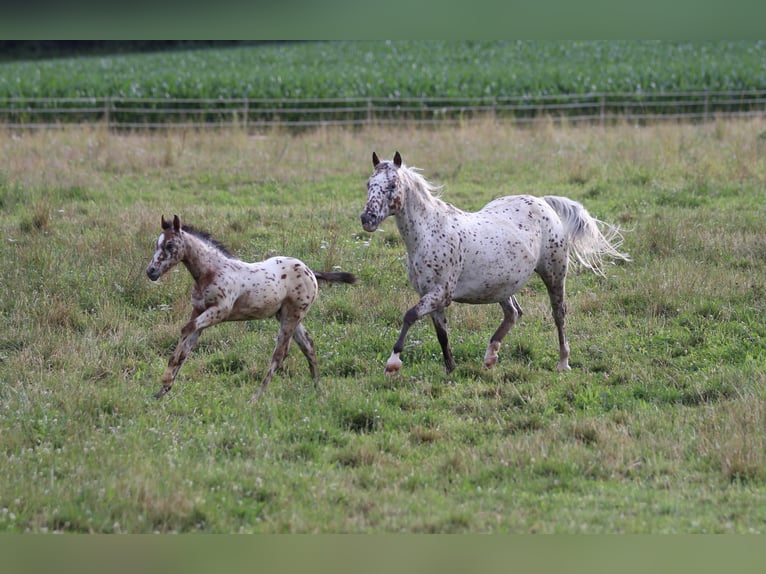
[2,91,766,130]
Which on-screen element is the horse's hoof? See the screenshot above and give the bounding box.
[385,362,402,376]
[153,389,168,400]
[556,362,571,372]
[385,353,402,375]
[483,341,500,369]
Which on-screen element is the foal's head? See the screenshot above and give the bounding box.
[360,151,404,232]
[146,214,186,281]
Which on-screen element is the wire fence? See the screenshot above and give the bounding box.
[2,90,766,130]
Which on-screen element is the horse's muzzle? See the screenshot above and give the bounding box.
[360,212,378,232]
[146,267,161,282]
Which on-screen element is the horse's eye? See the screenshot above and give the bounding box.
[165,241,175,250]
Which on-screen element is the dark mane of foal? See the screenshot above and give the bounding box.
[181,224,235,259]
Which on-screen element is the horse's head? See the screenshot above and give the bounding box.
[146,214,186,281]
[360,151,404,232]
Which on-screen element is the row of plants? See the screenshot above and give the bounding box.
[1,41,765,125]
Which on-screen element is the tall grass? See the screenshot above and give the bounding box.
[0,117,765,532]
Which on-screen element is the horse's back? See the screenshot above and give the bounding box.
[479,194,556,219]
[226,256,318,321]
[450,195,565,303]
[259,256,318,292]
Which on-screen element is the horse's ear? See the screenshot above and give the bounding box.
[393,151,402,167]
[161,215,171,230]
[173,214,181,232]
[372,152,380,167]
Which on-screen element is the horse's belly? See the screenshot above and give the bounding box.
[452,229,540,303]
[453,265,535,304]
[214,278,285,321]
[229,294,283,320]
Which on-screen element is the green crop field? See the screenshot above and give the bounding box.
[3,41,766,99]
[2,41,766,102]
[0,116,765,532]
[3,42,765,127]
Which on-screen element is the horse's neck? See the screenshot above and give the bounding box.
[396,180,450,248]
[181,233,226,281]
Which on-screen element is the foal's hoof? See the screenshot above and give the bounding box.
[154,387,170,399]
[556,361,571,372]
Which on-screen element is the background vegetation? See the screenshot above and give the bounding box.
[3,41,766,129]
[1,41,765,99]
[0,115,764,532]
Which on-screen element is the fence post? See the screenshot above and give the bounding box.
[600,94,605,127]
[367,98,373,125]
[104,96,110,130]
[243,98,249,131]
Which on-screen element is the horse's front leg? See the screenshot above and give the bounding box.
[155,306,227,399]
[387,291,450,375]
[430,308,456,374]
[156,327,202,399]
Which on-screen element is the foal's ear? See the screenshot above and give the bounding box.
[372,151,380,167]
[161,215,171,230]
[173,214,181,232]
[393,151,402,167]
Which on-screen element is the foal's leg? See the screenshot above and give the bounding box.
[539,273,570,372]
[484,295,523,369]
[156,329,202,398]
[387,290,450,375]
[155,306,228,399]
[249,312,300,403]
[430,308,456,374]
[291,322,319,379]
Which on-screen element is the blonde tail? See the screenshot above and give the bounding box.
[543,195,630,276]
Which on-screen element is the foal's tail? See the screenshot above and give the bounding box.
[543,195,630,276]
[313,271,359,285]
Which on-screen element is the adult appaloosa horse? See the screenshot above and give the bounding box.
[146,215,357,402]
[360,151,629,376]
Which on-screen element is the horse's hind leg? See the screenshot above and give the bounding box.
[484,296,522,369]
[249,313,299,403]
[430,308,456,374]
[539,272,570,372]
[292,323,319,379]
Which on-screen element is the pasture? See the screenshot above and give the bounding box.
[0,117,765,533]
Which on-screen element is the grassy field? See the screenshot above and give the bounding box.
[0,117,765,533]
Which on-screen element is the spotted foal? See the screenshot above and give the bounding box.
[146,215,357,402]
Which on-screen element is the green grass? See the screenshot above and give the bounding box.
[0,118,765,532]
